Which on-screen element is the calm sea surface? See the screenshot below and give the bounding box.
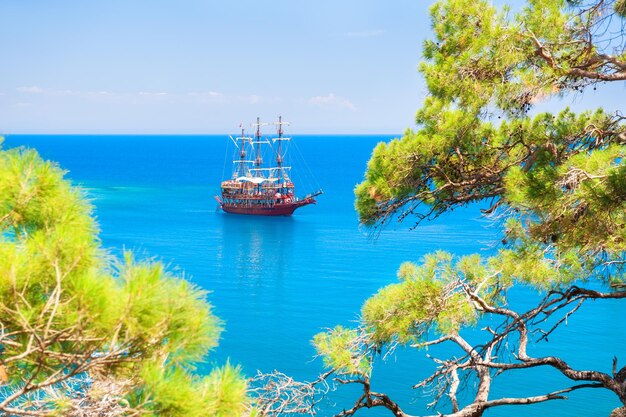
[4,134,624,416]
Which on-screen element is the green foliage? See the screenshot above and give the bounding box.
[356,106,625,235]
[204,362,249,417]
[362,254,451,343]
[327,2,626,412]
[0,143,250,416]
[356,0,626,227]
[277,3,626,417]
[119,254,222,367]
[353,245,588,346]
[139,361,248,417]
[617,0,626,17]
[313,326,371,376]
[421,0,621,114]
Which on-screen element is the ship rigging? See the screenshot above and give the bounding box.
[216,116,323,216]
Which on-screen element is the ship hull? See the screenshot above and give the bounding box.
[220,198,315,216]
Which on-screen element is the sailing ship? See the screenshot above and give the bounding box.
[216,116,322,216]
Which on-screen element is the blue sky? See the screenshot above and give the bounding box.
[0,1,623,134]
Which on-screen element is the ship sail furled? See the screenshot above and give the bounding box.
[217,117,323,216]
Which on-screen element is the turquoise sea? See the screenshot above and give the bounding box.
[4,134,625,416]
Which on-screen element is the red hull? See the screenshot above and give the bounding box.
[220,198,315,216]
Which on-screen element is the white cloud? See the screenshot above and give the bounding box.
[186,91,225,104]
[55,89,79,96]
[346,29,384,38]
[16,87,174,99]
[53,90,121,101]
[57,89,91,96]
[138,91,169,96]
[245,94,262,104]
[187,91,222,97]
[16,87,120,98]
[239,95,283,105]
[17,86,44,94]
[10,87,281,107]
[309,93,356,111]
[186,92,281,105]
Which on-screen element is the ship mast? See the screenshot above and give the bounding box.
[237,124,246,178]
[251,117,269,178]
[273,115,291,184]
[234,124,252,179]
[219,118,322,215]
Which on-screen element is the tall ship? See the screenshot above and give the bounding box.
[216,116,322,216]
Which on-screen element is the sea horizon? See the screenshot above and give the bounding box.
[2,132,404,137]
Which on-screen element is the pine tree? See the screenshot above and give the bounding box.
[258,1,626,416]
[0,139,253,416]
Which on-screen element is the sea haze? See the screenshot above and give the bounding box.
[5,134,624,416]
